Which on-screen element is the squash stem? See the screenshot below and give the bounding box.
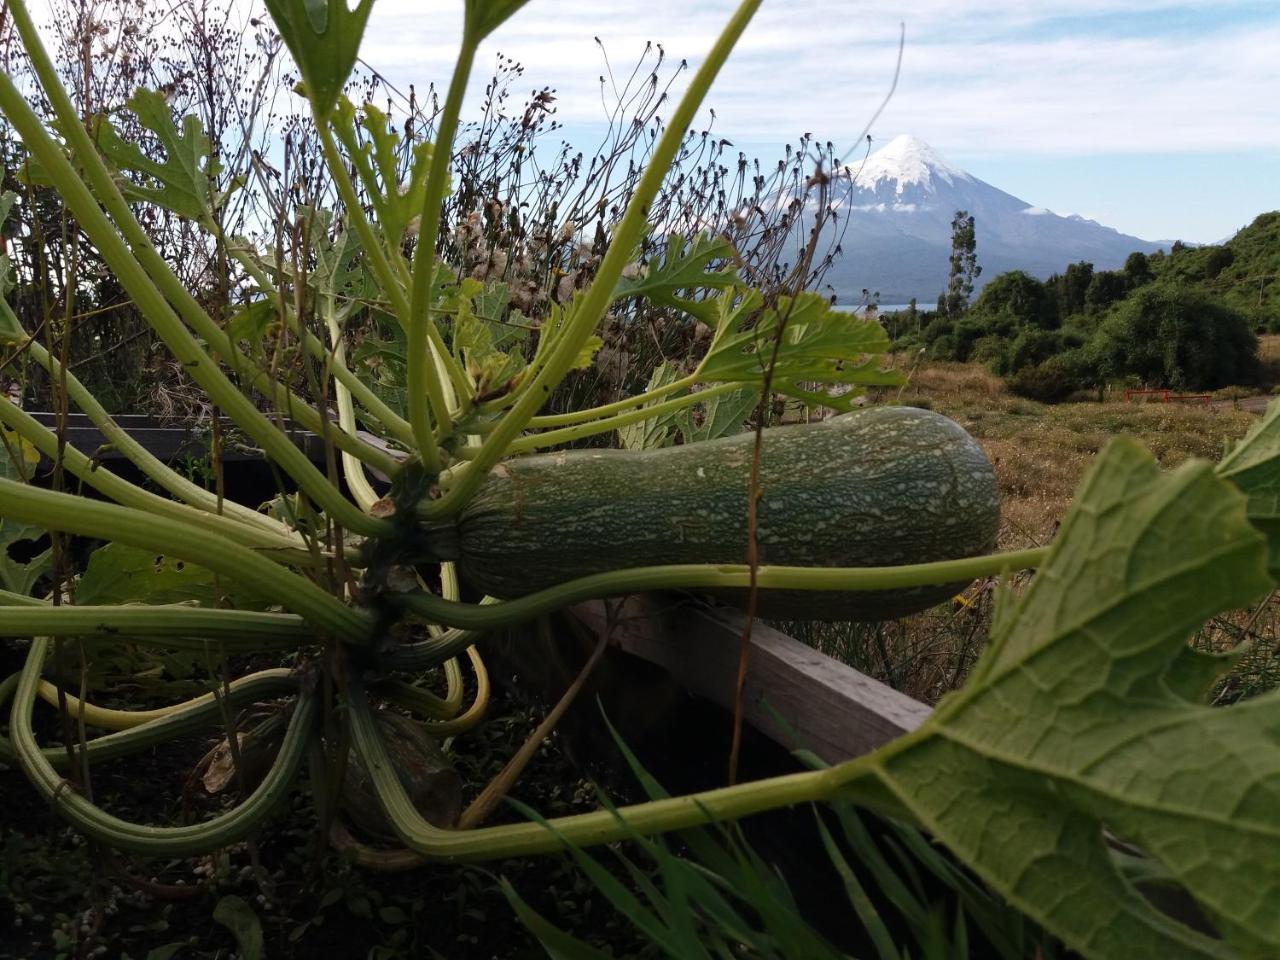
[406,37,479,460]
[0,478,373,641]
[390,548,1050,631]
[417,0,765,520]
[11,639,315,856]
[524,373,703,428]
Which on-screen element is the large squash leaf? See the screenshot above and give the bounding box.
[846,439,1278,959]
[697,289,902,411]
[263,0,374,120]
[1216,396,1280,573]
[77,543,273,610]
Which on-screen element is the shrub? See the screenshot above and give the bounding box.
[968,270,1056,329]
[1089,284,1258,390]
[1007,354,1086,403]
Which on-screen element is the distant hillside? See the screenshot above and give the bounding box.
[1147,211,1280,326]
[904,210,1280,398]
[818,135,1165,304]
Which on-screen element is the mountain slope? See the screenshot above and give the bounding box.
[821,135,1165,303]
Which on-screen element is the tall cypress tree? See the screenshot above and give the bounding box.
[945,210,981,317]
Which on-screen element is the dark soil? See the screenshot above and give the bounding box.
[0,637,654,960]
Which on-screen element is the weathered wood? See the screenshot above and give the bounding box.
[571,594,930,764]
[24,412,391,473]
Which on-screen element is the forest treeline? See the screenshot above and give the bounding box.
[897,211,1280,400]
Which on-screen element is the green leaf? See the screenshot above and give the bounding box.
[0,296,24,345]
[618,362,683,451]
[676,385,758,444]
[613,232,740,318]
[498,878,612,959]
[330,99,436,248]
[0,430,49,596]
[464,0,532,41]
[90,88,228,220]
[449,278,529,401]
[264,0,374,119]
[531,298,601,375]
[860,439,1278,959]
[697,290,902,411]
[0,519,51,597]
[76,543,271,609]
[224,300,277,356]
[143,945,186,960]
[1217,397,1280,572]
[213,894,264,960]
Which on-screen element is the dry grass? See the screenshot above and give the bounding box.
[793,358,1276,705]
[887,358,1258,549]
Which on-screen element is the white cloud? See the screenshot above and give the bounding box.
[359,1,1280,158]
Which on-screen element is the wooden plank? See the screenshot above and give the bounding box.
[571,595,931,764]
[22,412,385,467]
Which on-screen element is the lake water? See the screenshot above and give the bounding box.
[833,304,918,314]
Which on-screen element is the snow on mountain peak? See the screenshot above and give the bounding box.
[849,135,970,194]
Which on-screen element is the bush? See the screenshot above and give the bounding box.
[1089,284,1258,390]
[1007,354,1087,403]
[991,328,1086,377]
[968,270,1057,329]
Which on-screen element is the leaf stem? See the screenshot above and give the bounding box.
[391,548,1048,631]
[349,672,860,861]
[0,62,391,536]
[11,638,314,855]
[0,604,311,647]
[417,0,764,520]
[0,390,314,560]
[406,38,478,461]
[525,372,702,428]
[0,668,297,769]
[17,338,297,539]
[448,382,741,459]
[0,478,373,641]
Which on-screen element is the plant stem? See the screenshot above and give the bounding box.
[391,548,1048,631]
[0,11,394,533]
[216,227,416,448]
[525,372,702,428]
[349,672,858,861]
[0,604,311,646]
[417,0,764,520]
[11,638,315,855]
[0,668,297,770]
[315,121,448,475]
[406,37,478,461]
[322,296,381,512]
[452,382,741,458]
[0,478,372,641]
[19,339,298,539]
[0,391,314,560]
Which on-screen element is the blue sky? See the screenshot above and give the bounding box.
[361,0,1280,244]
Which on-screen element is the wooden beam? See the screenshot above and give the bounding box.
[24,412,395,476]
[571,595,930,764]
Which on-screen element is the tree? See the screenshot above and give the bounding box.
[1205,245,1235,279]
[1123,251,1154,288]
[1053,261,1095,319]
[969,270,1055,328]
[943,209,980,317]
[1091,284,1257,389]
[1084,270,1127,312]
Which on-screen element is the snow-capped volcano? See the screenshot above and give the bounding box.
[822,135,1166,303]
[850,134,971,197]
